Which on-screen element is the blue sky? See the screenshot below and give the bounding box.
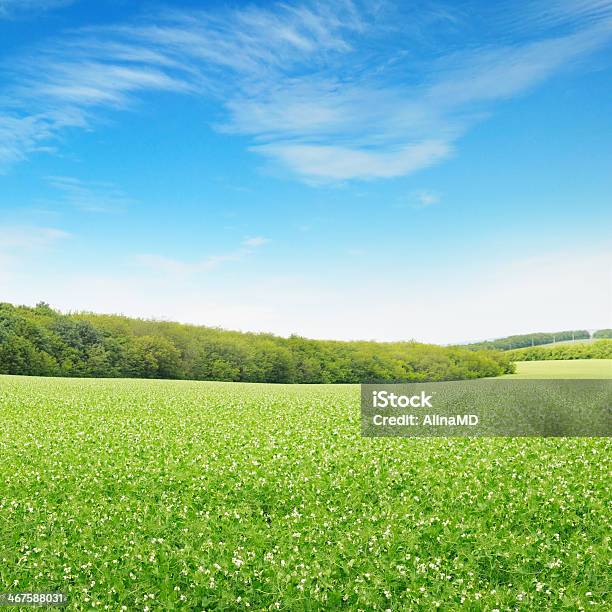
[0,0,611,343]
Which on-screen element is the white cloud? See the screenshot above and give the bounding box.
[1,1,612,180]
[412,190,440,208]
[46,176,134,212]
[511,0,612,32]
[0,0,75,18]
[0,225,71,286]
[242,236,270,247]
[135,252,244,276]
[0,112,71,170]
[426,23,612,108]
[252,140,452,181]
[27,61,192,106]
[0,225,70,250]
[135,237,270,277]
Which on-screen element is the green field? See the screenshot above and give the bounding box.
[1,375,610,610]
[503,359,612,379]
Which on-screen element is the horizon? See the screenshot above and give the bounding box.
[5,300,607,347]
[1,0,611,343]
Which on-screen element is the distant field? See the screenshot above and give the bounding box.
[503,359,612,379]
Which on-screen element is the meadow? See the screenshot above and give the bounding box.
[1,375,610,610]
[502,359,612,379]
[507,340,612,363]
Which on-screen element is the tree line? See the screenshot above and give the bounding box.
[0,302,514,383]
[593,329,612,339]
[508,339,612,361]
[462,330,594,351]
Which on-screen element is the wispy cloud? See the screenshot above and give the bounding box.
[1,1,612,180]
[0,0,75,19]
[46,176,134,212]
[394,189,440,210]
[0,225,70,281]
[135,236,270,276]
[0,225,71,286]
[0,225,70,250]
[252,140,452,182]
[0,111,69,169]
[413,190,440,209]
[242,236,270,248]
[135,252,242,276]
[499,0,612,33]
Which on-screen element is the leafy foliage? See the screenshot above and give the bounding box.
[593,329,612,339]
[462,330,591,351]
[0,302,514,382]
[508,339,612,361]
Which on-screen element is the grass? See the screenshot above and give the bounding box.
[502,359,612,379]
[0,375,610,610]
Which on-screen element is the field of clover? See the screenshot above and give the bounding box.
[0,375,609,610]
